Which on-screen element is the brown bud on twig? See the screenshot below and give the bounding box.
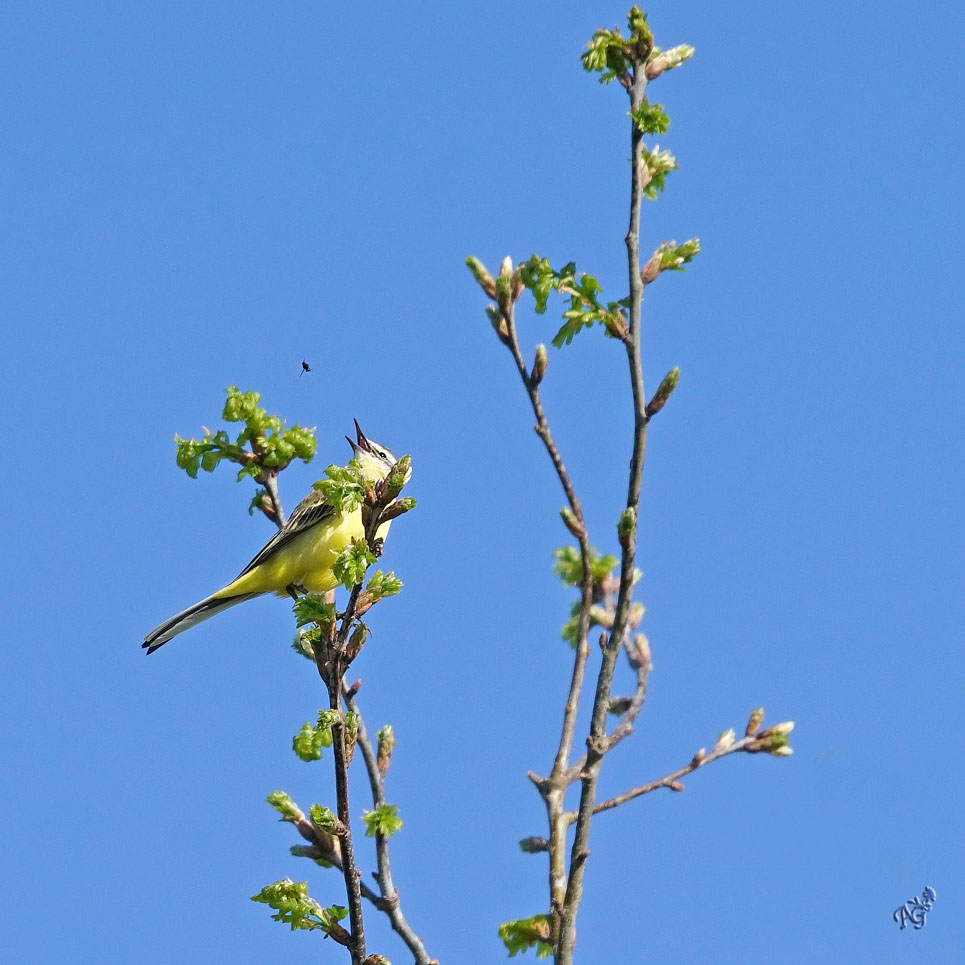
[376,725,395,776]
[511,268,525,303]
[345,623,368,663]
[745,706,765,737]
[669,780,686,792]
[630,632,651,671]
[485,305,511,345]
[712,728,736,754]
[691,747,706,766]
[603,311,628,341]
[518,836,549,854]
[530,343,548,386]
[640,250,663,285]
[608,696,633,716]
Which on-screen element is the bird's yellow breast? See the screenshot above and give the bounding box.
[219,514,391,597]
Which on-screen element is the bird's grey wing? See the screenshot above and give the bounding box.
[234,492,337,579]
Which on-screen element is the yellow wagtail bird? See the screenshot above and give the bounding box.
[142,421,404,655]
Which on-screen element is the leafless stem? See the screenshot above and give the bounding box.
[566,635,650,785]
[315,652,366,964]
[556,62,651,964]
[577,735,757,818]
[500,299,595,933]
[344,684,434,964]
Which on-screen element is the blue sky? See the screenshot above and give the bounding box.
[2,2,962,962]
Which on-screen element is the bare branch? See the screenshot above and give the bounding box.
[582,734,758,817]
[498,293,596,930]
[566,633,651,784]
[344,683,435,964]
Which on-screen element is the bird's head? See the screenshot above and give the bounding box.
[346,420,410,485]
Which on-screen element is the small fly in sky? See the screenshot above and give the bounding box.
[300,360,311,376]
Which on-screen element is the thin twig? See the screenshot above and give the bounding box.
[557,61,651,964]
[500,300,596,932]
[311,488,398,964]
[566,635,650,785]
[320,654,366,965]
[573,735,756,818]
[344,685,434,965]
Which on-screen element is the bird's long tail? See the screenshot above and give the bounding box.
[142,592,263,655]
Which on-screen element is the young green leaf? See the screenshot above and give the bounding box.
[361,803,403,838]
[498,915,553,958]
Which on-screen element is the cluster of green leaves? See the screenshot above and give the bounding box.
[581,6,652,84]
[292,720,334,762]
[333,540,377,590]
[292,594,336,631]
[553,546,619,587]
[364,570,403,601]
[361,803,403,838]
[313,461,366,515]
[175,386,316,481]
[519,255,630,348]
[630,100,669,135]
[250,879,345,935]
[498,915,553,959]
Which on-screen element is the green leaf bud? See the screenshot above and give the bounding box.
[530,343,548,386]
[466,255,497,298]
[617,506,636,543]
[645,367,680,418]
[266,790,304,823]
[383,455,410,499]
[309,803,342,835]
[560,506,584,539]
[380,496,416,522]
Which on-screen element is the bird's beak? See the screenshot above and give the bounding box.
[346,419,373,454]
